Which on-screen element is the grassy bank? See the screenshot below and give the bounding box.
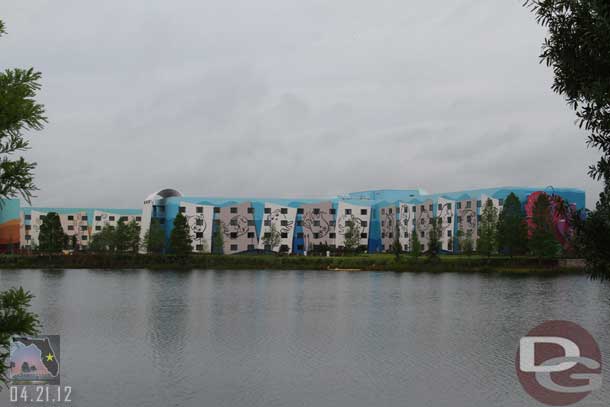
[0,253,586,274]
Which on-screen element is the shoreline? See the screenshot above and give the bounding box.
[0,254,586,275]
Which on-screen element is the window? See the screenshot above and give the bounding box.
[196,245,204,251]
[420,231,425,238]
[120,216,128,222]
[280,245,289,252]
[361,221,368,227]
[447,203,452,210]
[95,226,101,231]
[160,219,165,224]
[109,216,115,221]
[412,206,416,212]
[381,221,385,227]
[329,233,336,239]
[345,209,352,215]
[329,221,336,226]
[68,225,74,231]
[466,201,472,209]
[457,202,462,209]
[196,207,203,213]
[297,208,304,215]
[313,220,320,227]
[230,207,237,213]
[360,233,367,238]
[248,232,255,238]
[264,220,271,226]
[389,233,393,239]
[313,233,320,239]
[196,219,204,226]
[248,220,255,226]
[230,219,237,226]
[230,232,237,239]
[264,208,271,214]
[388,208,393,214]
[25,235,31,240]
[264,245,272,251]
[360,209,367,215]
[135,216,141,221]
[264,232,271,239]
[196,232,203,238]
[381,208,385,214]
[428,218,432,224]
[25,225,31,230]
[230,244,238,251]
[499,199,504,206]
[457,216,461,223]
[429,204,433,211]
[420,205,424,212]
[466,216,472,223]
[329,208,336,215]
[82,215,88,221]
[179,207,186,213]
[214,207,220,213]
[247,207,254,214]
[281,208,288,214]
[297,233,304,238]
[81,235,88,241]
[438,204,442,211]
[247,244,255,251]
[213,219,220,225]
[297,245,304,250]
[404,232,408,238]
[313,208,320,214]
[81,226,87,231]
[477,200,481,208]
[447,217,452,224]
[281,220,288,226]
[281,233,288,239]
[95,216,102,221]
[68,215,74,220]
[296,220,303,226]
[477,215,481,222]
[447,230,452,237]
[25,214,31,220]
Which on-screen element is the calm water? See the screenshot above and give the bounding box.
[0,269,609,407]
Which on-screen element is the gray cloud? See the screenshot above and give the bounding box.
[2,0,603,208]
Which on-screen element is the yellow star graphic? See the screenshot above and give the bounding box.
[46,353,54,362]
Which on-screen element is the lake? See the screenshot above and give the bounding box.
[0,269,608,407]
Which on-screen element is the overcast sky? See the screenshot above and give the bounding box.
[2,0,603,208]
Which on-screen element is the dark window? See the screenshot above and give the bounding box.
[361,221,368,227]
[264,208,271,214]
[438,204,442,211]
[247,207,254,214]
[420,231,425,238]
[179,207,186,213]
[412,206,416,212]
[429,204,433,211]
[297,208,304,215]
[467,216,472,223]
[281,220,288,226]
[360,233,367,238]
[381,232,385,238]
[345,209,352,215]
[457,202,462,209]
[447,230,452,237]
[329,233,336,239]
[95,226,101,231]
[213,219,220,225]
[25,235,31,240]
[230,232,238,239]
[230,244,238,251]
[466,201,472,209]
[230,207,237,213]
[82,215,88,221]
[313,220,320,227]
[136,216,141,221]
[264,232,271,239]
[25,214,31,220]
[214,207,220,213]
[477,200,481,208]
[159,219,165,225]
[313,208,320,214]
[389,208,393,214]
[196,245,204,251]
[447,217,452,224]
[25,225,31,230]
[196,232,203,238]
[264,244,271,251]
[81,235,88,240]
[120,216,128,222]
[329,208,336,215]
[230,219,237,226]
[420,205,424,211]
[296,220,303,226]
[499,199,504,206]
[264,220,271,226]
[68,215,74,220]
[95,216,102,221]
[247,220,255,226]
[109,216,115,221]
[247,244,255,251]
[68,225,74,231]
[457,216,461,223]
[280,245,289,252]
[248,232,255,238]
[196,219,204,226]
[81,226,87,231]
[281,208,288,214]
[389,233,393,239]
[313,233,320,239]
[196,207,203,213]
[360,209,367,215]
[447,203,452,210]
[281,232,288,238]
[381,208,385,214]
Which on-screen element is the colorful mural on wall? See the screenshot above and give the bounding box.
[524,191,577,251]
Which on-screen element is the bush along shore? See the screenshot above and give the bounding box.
[0,253,586,274]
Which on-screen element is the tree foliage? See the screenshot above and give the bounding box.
[0,287,40,387]
[212,223,224,255]
[169,213,192,256]
[477,198,498,257]
[0,20,47,204]
[144,218,165,254]
[343,219,361,253]
[497,193,528,256]
[262,223,282,252]
[409,230,421,260]
[528,193,560,258]
[426,216,442,257]
[459,230,474,256]
[89,224,116,252]
[38,212,67,252]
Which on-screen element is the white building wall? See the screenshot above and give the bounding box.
[335,202,371,248]
[181,202,214,253]
[257,203,297,252]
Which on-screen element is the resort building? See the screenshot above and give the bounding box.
[0,186,585,254]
